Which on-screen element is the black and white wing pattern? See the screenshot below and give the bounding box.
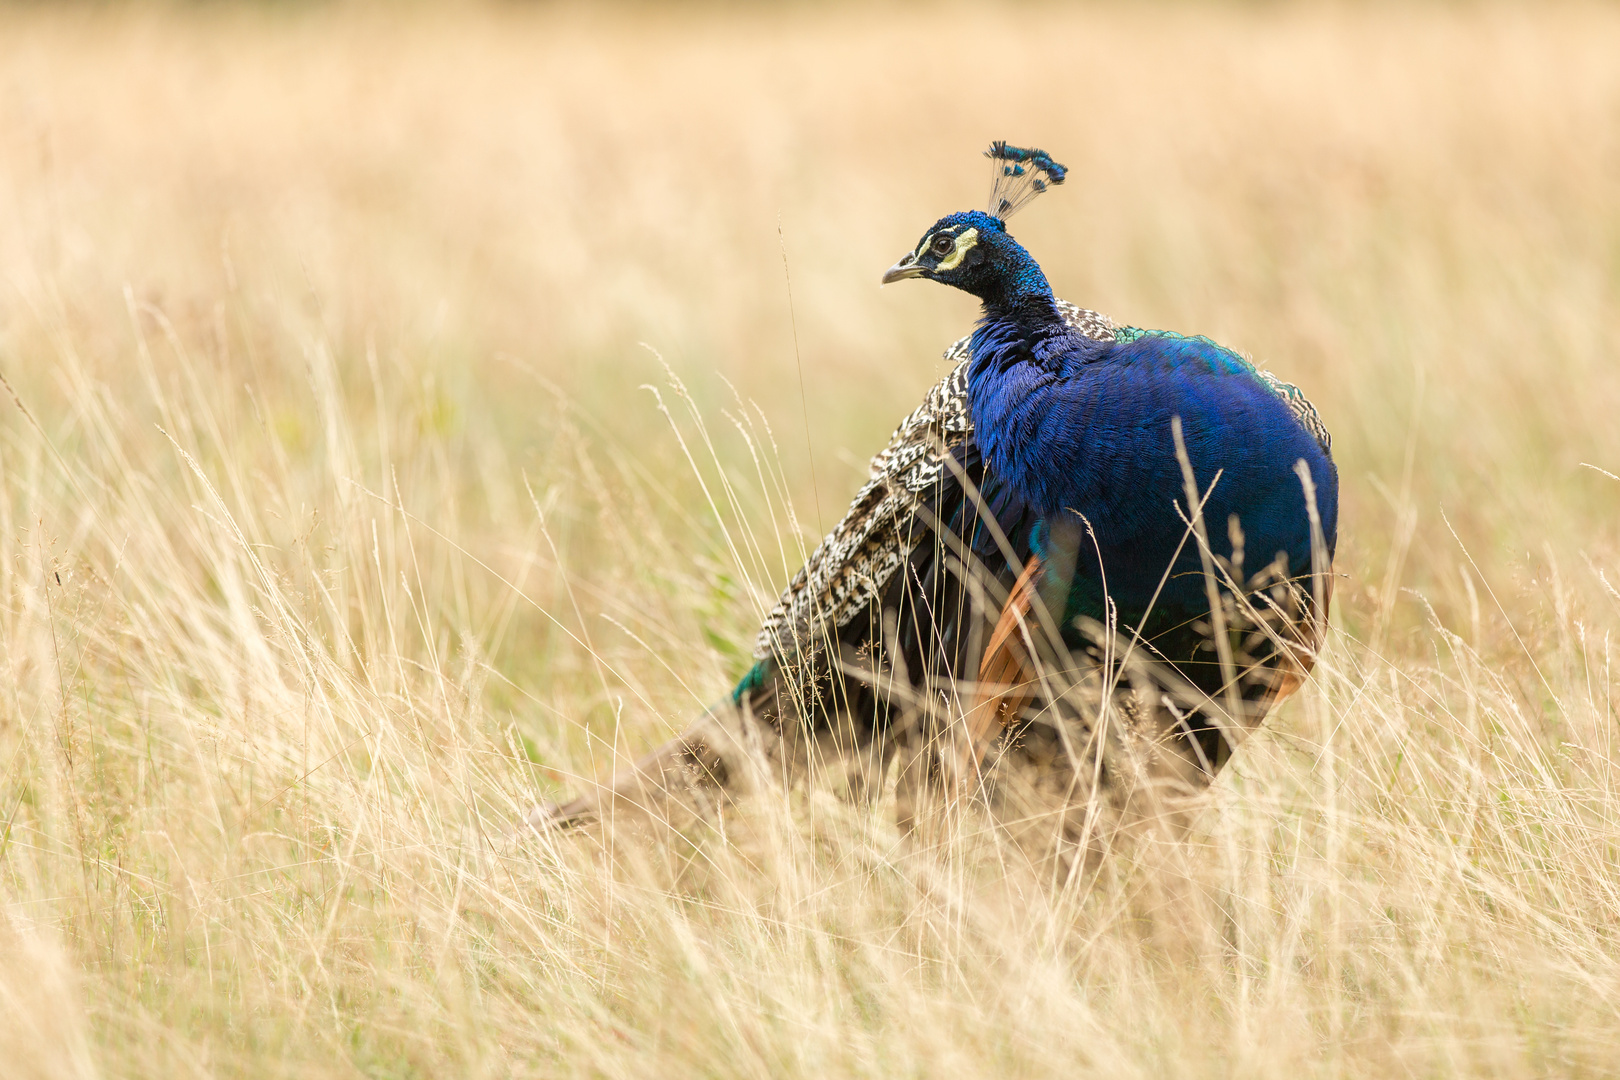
[752,299,1118,661]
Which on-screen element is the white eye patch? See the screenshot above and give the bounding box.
[933,227,978,272]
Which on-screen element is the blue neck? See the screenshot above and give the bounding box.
[966,235,1094,379]
[970,231,1058,315]
[964,234,1108,516]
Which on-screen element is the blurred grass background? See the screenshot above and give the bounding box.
[2,2,1620,1077]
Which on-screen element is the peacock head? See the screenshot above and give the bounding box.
[882,142,1066,305]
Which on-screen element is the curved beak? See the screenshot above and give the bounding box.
[881,251,926,285]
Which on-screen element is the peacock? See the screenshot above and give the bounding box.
[533,143,1337,844]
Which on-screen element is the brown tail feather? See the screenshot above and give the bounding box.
[1250,572,1334,718]
[958,554,1044,789]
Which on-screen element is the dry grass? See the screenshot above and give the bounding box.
[2,2,1620,1076]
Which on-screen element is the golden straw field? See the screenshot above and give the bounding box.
[3,2,1620,1075]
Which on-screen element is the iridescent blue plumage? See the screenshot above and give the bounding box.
[961,232,1338,619]
[535,142,1337,845]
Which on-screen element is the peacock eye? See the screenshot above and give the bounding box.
[930,234,955,257]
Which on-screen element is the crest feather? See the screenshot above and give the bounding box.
[985,141,1067,220]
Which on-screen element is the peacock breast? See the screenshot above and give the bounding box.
[972,330,1338,606]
